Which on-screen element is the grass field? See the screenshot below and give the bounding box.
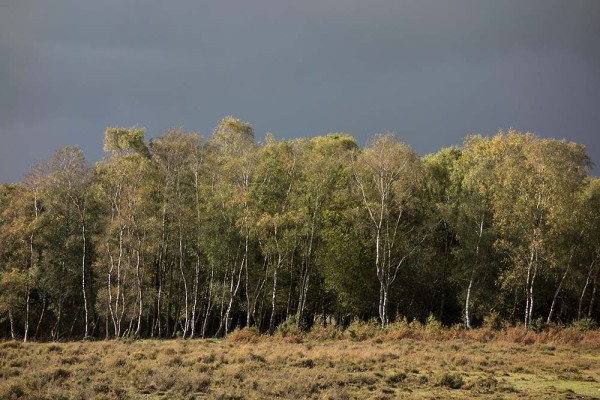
[1,328,600,399]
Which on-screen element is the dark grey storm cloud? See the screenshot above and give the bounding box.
[1,0,599,182]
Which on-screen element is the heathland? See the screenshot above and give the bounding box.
[1,323,599,399]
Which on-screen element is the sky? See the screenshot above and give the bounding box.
[1,0,599,182]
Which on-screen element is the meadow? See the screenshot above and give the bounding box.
[1,323,600,399]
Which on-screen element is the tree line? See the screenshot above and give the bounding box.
[1,117,598,341]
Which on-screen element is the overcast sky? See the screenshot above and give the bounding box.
[1,0,599,182]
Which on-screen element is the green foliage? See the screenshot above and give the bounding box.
[0,268,28,313]
[1,121,599,340]
[104,126,149,157]
[483,312,504,331]
[346,318,381,341]
[529,317,546,333]
[276,316,302,338]
[570,318,597,332]
[425,313,443,333]
[438,372,464,389]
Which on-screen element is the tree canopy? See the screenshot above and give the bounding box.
[1,123,598,340]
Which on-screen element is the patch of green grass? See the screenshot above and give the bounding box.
[507,373,600,398]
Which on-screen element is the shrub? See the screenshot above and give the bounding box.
[346,318,381,341]
[424,314,443,338]
[483,312,504,331]
[308,324,342,341]
[46,344,62,353]
[463,375,498,393]
[504,326,531,344]
[294,358,315,368]
[425,314,442,331]
[0,383,25,399]
[276,316,300,336]
[47,367,71,381]
[0,341,22,349]
[570,318,598,332]
[195,373,212,392]
[384,318,411,340]
[151,368,177,391]
[438,372,464,389]
[248,353,266,363]
[227,326,261,343]
[93,381,110,394]
[408,318,424,332]
[276,316,304,342]
[529,317,546,333]
[466,327,496,343]
[386,372,407,384]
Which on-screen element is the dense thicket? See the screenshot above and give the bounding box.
[1,118,598,340]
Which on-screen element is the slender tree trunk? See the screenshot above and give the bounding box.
[465,217,484,329]
[135,249,143,337]
[510,287,518,323]
[285,250,295,320]
[216,272,226,336]
[547,253,574,324]
[35,295,47,340]
[166,255,176,337]
[378,283,384,326]
[107,243,116,339]
[25,191,40,343]
[439,227,449,321]
[381,286,389,326]
[225,259,244,335]
[465,273,474,329]
[24,288,30,343]
[298,257,310,326]
[202,265,214,338]
[525,268,530,328]
[191,167,202,339]
[81,219,89,338]
[178,226,190,338]
[118,289,126,338]
[69,307,80,339]
[244,227,251,328]
[105,303,110,340]
[298,262,312,328]
[156,203,167,338]
[297,197,319,329]
[524,247,535,328]
[588,273,597,319]
[375,228,385,326]
[528,264,537,327]
[219,256,244,336]
[251,264,267,327]
[92,315,100,338]
[111,227,125,337]
[579,259,595,319]
[269,261,279,335]
[155,266,162,338]
[53,302,62,341]
[171,275,182,337]
[116,229,124,337]
[9,309,16,340]
[191,253,200,338]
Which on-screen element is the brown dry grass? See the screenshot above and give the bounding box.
[1,328,599,399]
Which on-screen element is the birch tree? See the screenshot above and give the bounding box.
[353,134,425,326]
[489,131,590,328]
[95,127,155,338]
[210,116,258,335]
[43,146,93,337]
[452,137,497,328]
